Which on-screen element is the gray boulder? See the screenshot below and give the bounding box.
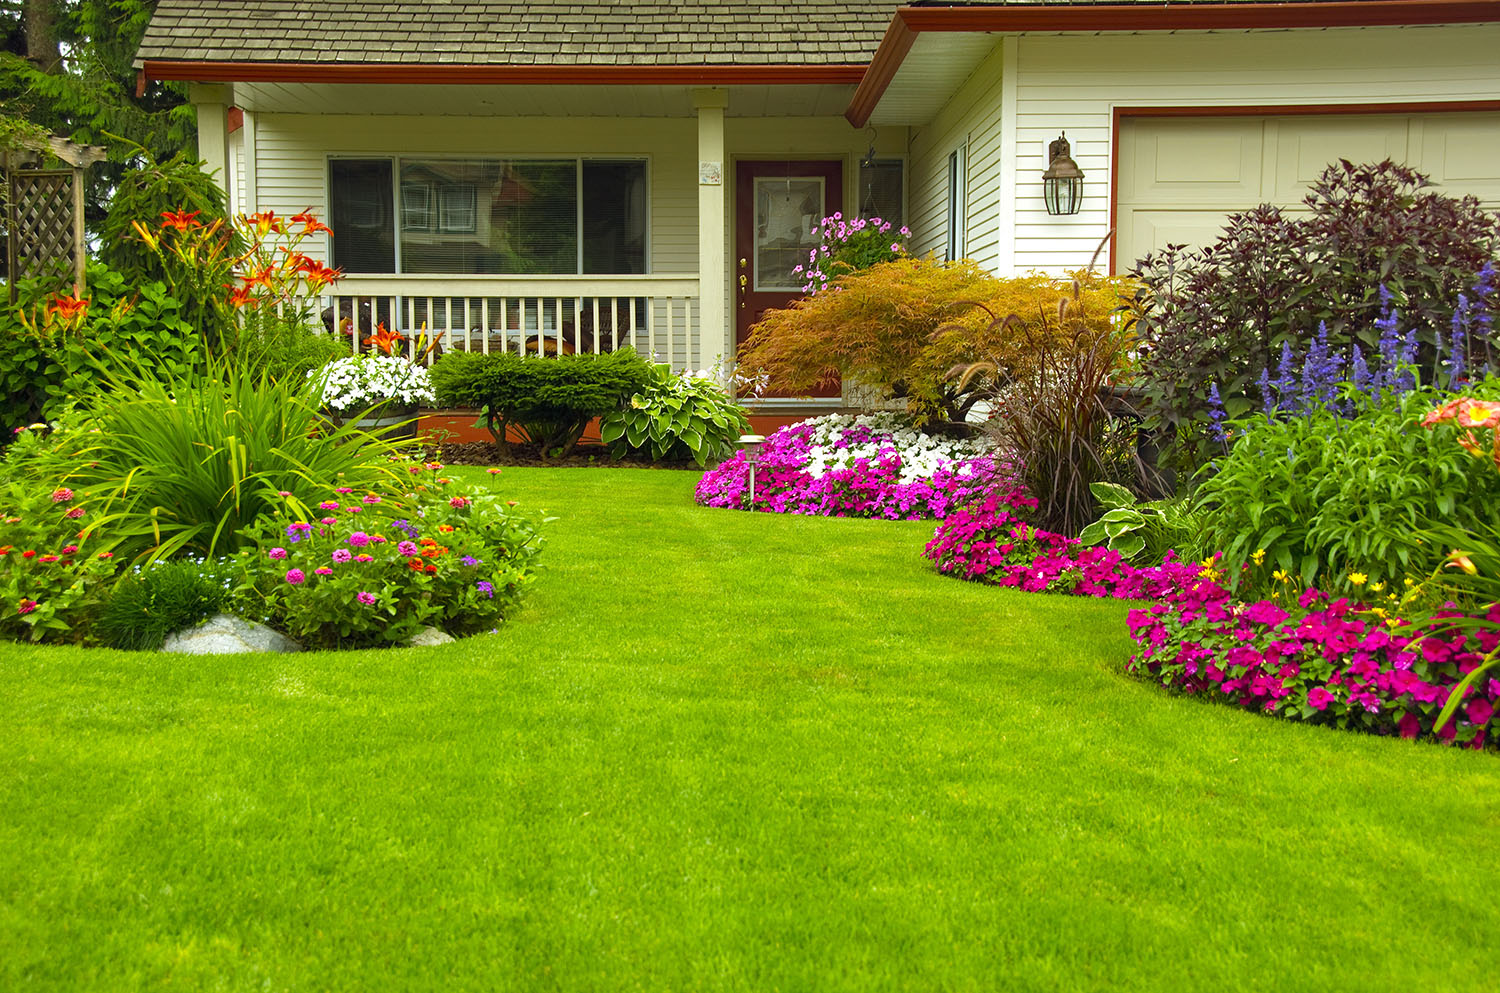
[407,626,455,647]
[161,614,302,655]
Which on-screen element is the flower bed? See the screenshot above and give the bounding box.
[694,413,1008,519]
[924,488,1205,598]
[927,483,1498,748]
[1127,583,1499,749]
[232,465,542,649]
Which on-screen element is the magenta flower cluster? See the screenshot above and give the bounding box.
[924,488,1206,597]
[1128,582,1500,749]
[695,418,1007,520]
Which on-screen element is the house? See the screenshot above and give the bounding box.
[135,0,1500,412]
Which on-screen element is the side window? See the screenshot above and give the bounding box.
[946,148,965,262]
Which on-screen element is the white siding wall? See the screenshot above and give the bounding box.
[906,23,1500,276]
[907,42,1008,265]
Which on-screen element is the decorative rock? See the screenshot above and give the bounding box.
[407,626,455,647]
[161,614,302,655]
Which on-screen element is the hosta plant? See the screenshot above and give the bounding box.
[599,363,751,466]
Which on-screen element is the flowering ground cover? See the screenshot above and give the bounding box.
[2,468,1497,991]
[695,413,1006,518]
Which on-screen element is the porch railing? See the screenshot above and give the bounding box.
[318,274,703,370]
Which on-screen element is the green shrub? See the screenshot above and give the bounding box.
[236,311,348,385]
[0,472,119,643]
[1194,378,1500,595]
[429,348,654,457]
[599,364,750,466]
[0,262,201,436]
[96,559,227,651]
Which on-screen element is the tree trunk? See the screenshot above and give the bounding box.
[24,0,63,75]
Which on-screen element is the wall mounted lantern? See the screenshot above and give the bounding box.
[1042,132,1084,216]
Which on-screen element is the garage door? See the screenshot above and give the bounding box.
[1115,112,1500,272]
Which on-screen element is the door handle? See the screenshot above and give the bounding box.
[738,273,748,308]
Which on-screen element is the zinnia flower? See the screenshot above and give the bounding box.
[51,488,73,503]
[347,531,371,547]
[356,591,377,605]
[285,568,306,585]
[17,598,37,614]
[314,567,333,576]
[269,547,288,560]
[331,548,352,563]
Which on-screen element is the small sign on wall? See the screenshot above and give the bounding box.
[699,161,722,186]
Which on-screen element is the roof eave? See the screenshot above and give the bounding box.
[846,0,1500,126]
[138,60,868,97]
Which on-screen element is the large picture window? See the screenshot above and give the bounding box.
[330,156,649,275]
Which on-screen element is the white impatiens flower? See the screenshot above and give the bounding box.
[311,355,436,414]
[798,413,987,484]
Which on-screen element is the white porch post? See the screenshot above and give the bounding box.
[190,84,231,197]
[693,88,730,377]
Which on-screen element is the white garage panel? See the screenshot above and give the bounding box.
[1116,112,1500,272]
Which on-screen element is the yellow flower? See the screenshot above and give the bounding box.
[1447,552,1478,577]
[1348,572,1367,586]
[1404,577,1415,587]
[1370,581,1385,592]
[1272,569,1290,583]
[1251,549,1266,566]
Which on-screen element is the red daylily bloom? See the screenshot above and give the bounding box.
[47,295,89,321]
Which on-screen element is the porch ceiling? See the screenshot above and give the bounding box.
[864,33,999,127]
[231,81,857,118]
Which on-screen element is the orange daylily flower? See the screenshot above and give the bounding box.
[227,285,257,309]
[47,294,89,321]
[160,209,203,231]
[291,211,333,235]
[364,322,405,355]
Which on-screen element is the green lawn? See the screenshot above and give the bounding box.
[3,467,1498,991]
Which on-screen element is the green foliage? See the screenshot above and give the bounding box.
[0,261,200,435]
[599,364,750,466]
[98,149,233,286]
[1194,379,1500,595]
[1077,482,1206,564]
[0,430,120,643]
[16,353,414,563]
[95,558,227,651]
[429,348,654,457]
[1130,160,1500,469]
[0,1,195,227]
[235,310,347,385]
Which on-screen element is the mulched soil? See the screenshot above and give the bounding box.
[432,440,703,470]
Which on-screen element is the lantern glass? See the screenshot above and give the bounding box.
[1044,175,1083,216]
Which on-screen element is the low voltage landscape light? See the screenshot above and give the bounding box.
[738,433,766,505]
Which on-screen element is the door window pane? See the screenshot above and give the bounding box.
[583,160,647,274]
[399,159,578,274]
[330,159,395,273]
[754,176,823,291]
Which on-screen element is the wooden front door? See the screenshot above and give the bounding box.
[734,159,844,397]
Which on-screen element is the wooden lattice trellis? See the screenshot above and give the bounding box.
[1,137,105,302]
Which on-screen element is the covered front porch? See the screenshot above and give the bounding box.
[190,78,910,392]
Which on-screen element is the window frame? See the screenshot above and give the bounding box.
[327,153,653,276]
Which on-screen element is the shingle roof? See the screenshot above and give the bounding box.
[135,1,908,67]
